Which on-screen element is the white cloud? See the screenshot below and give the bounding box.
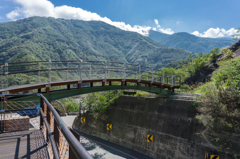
[6,0,153,36]
[153,19,174,34]
[6,10,20,20]
[191,27,238,38]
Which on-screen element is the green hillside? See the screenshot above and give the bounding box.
[148,30,233,53]
[0,17,193,69]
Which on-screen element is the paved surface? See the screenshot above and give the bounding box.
[76,130,153,159]
[61,115,77,127]
[0,130,49,159]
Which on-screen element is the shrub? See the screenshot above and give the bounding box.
[135,91,150,97]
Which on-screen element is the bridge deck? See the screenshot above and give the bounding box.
[0,130,49,159]
[0,78,179,94]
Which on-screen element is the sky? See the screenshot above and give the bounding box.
[0,0,239,38]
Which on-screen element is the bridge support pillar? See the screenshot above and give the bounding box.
[67,84,70,90]
[78,83,81,89]
[102,82,105,87]
[161,85,164,89]
[4,96,7,101]
[171,87,175,92]
[149,83,152,87]
[124,81,127,86]
[109,81,112,86]
[38,88,41,93]
[90,82,93,87]
[46,87,50,94]
[137,82,139,86]
[121,81,124,86]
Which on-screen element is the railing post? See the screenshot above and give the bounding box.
[38,63,40,83]
[89,63,91,79]
[105,61,107,82]
[1,66,3,90]
[79,60,83,83]
[152,68,154,83]
[138,65,141,82]
[162,71,164,85]
[5,63,8,90]
[67,62,69,80]
[54,118,59,154]
[47,105,50,142]
[49,60,51,84]
[40,97,44,130]
[123,63,126,81]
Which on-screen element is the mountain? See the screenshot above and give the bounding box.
[148,30,233,53]
[0,17,193,69]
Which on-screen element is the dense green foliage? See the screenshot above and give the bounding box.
[164,58,190,69]
[59,97,79,112]
[0,16,193,69]
[148,30,233,53]
[82,90,123,118]
[161,45,240,151]
[196,57,240,151]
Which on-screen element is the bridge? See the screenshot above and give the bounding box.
[0,60,181,101]
[0,60,181,158]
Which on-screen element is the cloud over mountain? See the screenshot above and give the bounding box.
[192,27,237,38]
[6,0,238,38]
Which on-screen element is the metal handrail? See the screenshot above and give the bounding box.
[40,94,92,159]
[39,108,60,159]
[1,93,92,159]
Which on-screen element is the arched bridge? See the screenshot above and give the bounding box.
[0,60,181,101]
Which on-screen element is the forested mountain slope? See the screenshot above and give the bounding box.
[148,30,233,53]
[0,17,193,69]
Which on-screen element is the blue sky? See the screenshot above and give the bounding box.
[0,0,239,38]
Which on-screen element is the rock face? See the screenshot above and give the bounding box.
[229,40,240,58]
[184,40,240,85]
[73,96,239,159]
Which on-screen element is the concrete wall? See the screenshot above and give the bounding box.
[73,96,239,159]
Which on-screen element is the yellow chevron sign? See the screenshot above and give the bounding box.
[81,117,85,123]
[210,155,219,159]
[107,124,112,130]
[147,135,153,142]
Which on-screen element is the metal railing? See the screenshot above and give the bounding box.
[0,93,92,159]
[0,60,181,91]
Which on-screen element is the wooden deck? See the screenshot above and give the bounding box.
[0,130,49,159]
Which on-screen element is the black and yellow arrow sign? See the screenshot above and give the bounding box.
[147,134,153,142]
[107,124,112,130]
[210,155,219,159]
[205,151,208,159]
[81,117,85,123]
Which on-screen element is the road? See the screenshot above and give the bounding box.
[61,115,153,159]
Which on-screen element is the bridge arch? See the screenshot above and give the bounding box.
[0,60,181,101]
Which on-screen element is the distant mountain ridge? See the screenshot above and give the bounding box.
[0,17,193,69]
[148,30,233,53]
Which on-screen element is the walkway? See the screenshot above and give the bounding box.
[0,130,49,159]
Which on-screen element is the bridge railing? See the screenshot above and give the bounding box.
[0,93,92,159]
[0,60,181,90]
